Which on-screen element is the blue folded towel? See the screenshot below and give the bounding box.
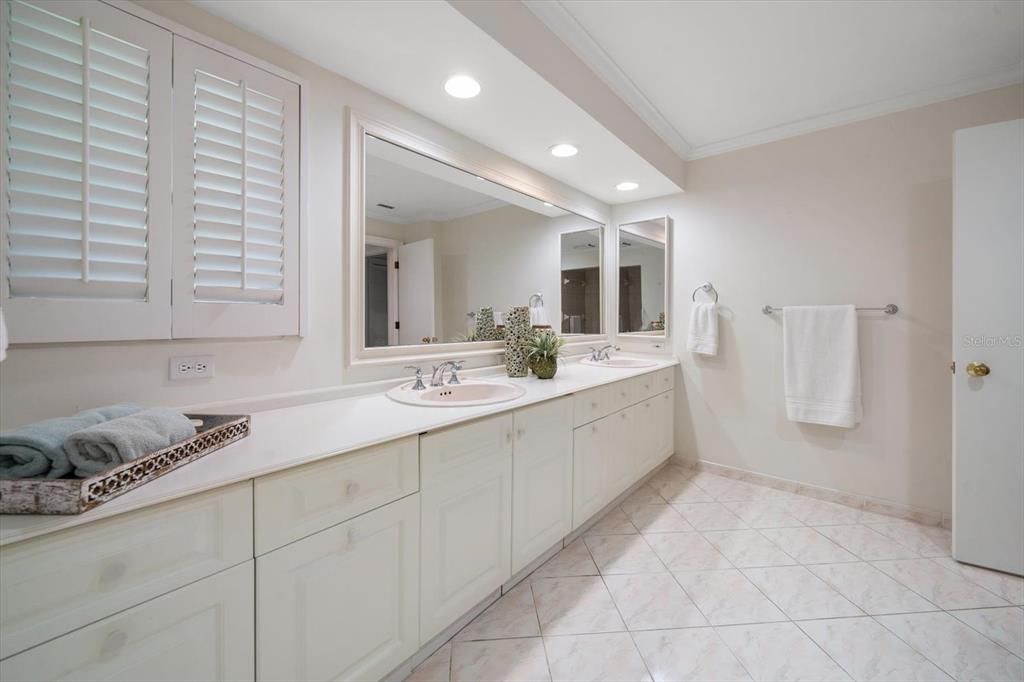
[64,408,197,477]
[0,404,144,479]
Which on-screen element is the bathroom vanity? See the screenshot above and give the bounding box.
[0,360,676,682]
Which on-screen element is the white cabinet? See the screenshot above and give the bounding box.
[635,390,675,475]
[572,413,614,529]
[256,494,419,682]
[0,562,254,682]
[512,397,573,574]
[420,414,513,643]
[605,407,638,497]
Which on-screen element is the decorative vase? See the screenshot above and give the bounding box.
[504,306,531,377]
[530,357,558,380]
[475,307,496,341]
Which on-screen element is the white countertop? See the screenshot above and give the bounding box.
[0,357,677,546]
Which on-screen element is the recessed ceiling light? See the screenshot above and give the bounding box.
[543,202,553,207]
[549,143,578,158]
[444,74,480,99]
[616,181,639,191]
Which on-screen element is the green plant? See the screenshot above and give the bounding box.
[523,330,565,363]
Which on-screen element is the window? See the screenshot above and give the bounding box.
[171,37,300,338]
[1,0,172,342]
[1,0,303,343]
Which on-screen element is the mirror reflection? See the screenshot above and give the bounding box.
[618,218,667,335]
[364,135,603,348]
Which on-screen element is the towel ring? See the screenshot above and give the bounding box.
[691,282,718,303]
[529,293,544,308]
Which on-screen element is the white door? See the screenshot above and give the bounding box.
[398,238,436,344]
[952,119,1024,576]
[0,563,254,682]
[512,397,574,574]
[635,398,661,475]
[256,496,419,681]
[420,418,513,642]
[573,418,609,528]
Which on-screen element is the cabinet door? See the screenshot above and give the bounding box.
[0,562,254,682]
[654,390,675,460]
[605,407,638,502]
[420,418,513,643]
[573,417,609,528]
[512,397,573,574]
[635,398,661,476]
[257,495,419,682]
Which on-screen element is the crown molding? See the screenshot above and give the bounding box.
[684,64,1024,160]
[524,0,692,160]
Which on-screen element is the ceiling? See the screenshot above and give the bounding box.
[529,0,1024,159]
[192,0,680,204]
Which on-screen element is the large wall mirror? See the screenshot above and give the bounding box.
[358,132,604,355]
[617,217,670,338]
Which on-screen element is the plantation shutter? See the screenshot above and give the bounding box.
[1,0,172,342]
[172,36,300,338]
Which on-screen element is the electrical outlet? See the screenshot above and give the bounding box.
[169,355,215,381]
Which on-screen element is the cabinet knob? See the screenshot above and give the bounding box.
[591,402,598,409]
[345,481,360,497]
[98,561,127,589]
[516,427,525,439]
[100,630,128,658]
[506,431,513,443]
[621,412,628,419]
[347,527,361,546]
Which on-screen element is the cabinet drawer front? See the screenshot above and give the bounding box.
[631,372,659,404]
[654,367,675,394]
[254,436,418,554]
[257,495,419,682]
[573,385,613,426]
[0,483,253,659]
[421,414,513,488]
[0,562,255,682]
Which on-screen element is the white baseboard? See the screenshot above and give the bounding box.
[672,455,946,527]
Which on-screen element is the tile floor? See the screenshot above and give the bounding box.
[408,466,1024,682]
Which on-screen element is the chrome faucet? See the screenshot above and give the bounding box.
[430,360,464,387]
[589,345,619,362]
[405,366,426,390]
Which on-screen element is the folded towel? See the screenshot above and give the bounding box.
[686,302,719,355]
[64,408,196,477]
[783,305,862,428]
[0,404,144,479]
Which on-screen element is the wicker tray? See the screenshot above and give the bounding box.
[0,414,250,515]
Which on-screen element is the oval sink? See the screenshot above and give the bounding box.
[580,357,659,369]
[387,379,526,407]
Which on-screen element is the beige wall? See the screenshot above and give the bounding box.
[614,84,1023,515]
[0,1,609,429]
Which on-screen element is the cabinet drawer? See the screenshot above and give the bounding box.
[573,384,613,426]
[630,372,660,404]
[0,562,254,682]
[653,367,675,394]
[0,482,252,659]
[254,436,418,554]
[0,481,250,655]
[421,414,513,489]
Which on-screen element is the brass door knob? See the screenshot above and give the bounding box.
[966,362,991,377]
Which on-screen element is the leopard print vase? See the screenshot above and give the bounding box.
[504,306,532,377]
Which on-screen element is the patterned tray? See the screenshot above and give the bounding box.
[0,414,250,515]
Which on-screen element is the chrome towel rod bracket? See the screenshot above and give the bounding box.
[762,304,898,315]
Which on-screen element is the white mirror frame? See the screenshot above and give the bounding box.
[345,109,610,368]
[613,216,673,346]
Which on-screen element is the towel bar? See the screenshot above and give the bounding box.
[761,304,898,315]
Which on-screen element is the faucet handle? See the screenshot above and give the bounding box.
[448,360,464,385]
[405,366,426,390]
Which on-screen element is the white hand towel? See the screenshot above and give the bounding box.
[686,302,719,355]
[0,306,7,362]
[783,305,862,428]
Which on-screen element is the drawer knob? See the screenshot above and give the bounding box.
[100,630,128,658]
[516,427,525,439]
[591,401,598,408]
[621,412,628,419]
[98,561,127,588]
[347,527,361,546]
[345,481,360,497]
[506,431,513,444]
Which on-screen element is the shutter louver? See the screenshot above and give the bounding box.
[4,0,152,302]
[191,70,286,304]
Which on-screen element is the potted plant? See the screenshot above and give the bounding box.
[524,330,565,380]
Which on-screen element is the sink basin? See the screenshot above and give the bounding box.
[387,379,526,407]
[580,357,659,369]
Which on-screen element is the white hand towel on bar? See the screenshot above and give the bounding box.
[686,302,719,355]
[783,305,862,428]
